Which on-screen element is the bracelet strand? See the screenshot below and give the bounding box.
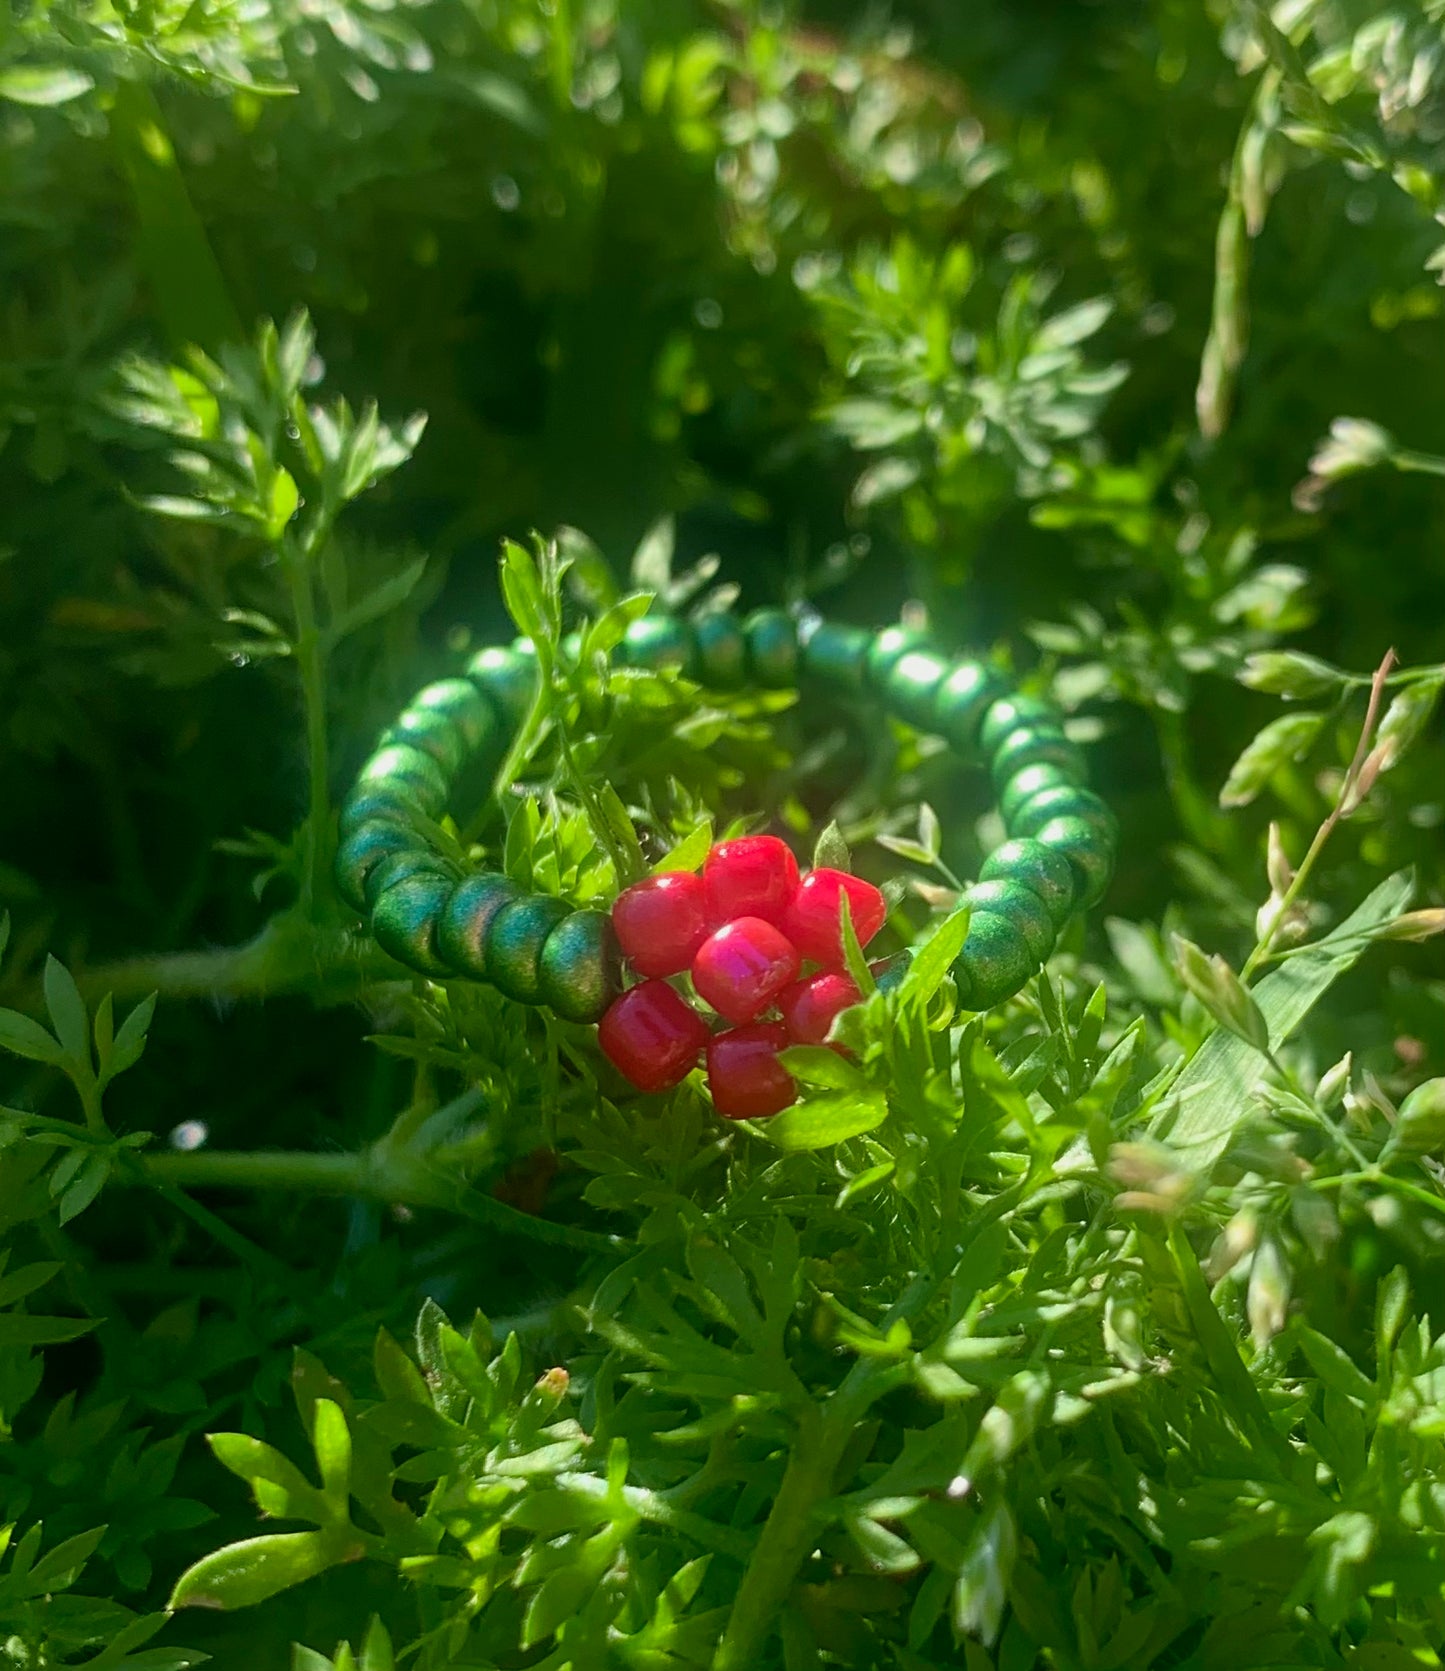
[335,607,1118,1081]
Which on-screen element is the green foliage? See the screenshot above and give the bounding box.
[4,0,1445,1666]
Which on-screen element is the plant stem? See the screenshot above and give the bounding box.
[713,1374,876,1671]
[283,535,333,914]
[1242,648,1396,981]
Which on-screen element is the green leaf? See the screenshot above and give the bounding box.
[58,1152,112,1224]
[813,821,850,871]
[1151,872,1414,1169]
[311,1398,352,1507]
[1296,1325,1376,1405]
[901,903,971,1007]
[760,1088,888,1150]
[500,539,551,648]
[43,956,90,1067]
[324,559,428,648]
[209,1433,327,1522]
[651,819,712,875]
[0,65,95,105]
[111,993,157,1077]
[0,1007,65,1065]
[170,1531,356,1610]
[951,1503,1016,1646]
[0,1313,97,1347]
[631,516,675,591]
[1218,711,1324,808]
[1170,935,1271,1054]
[779,1045,864,1091]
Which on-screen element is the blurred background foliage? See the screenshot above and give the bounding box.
[3,0,1445,1664]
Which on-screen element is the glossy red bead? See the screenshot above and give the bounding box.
[691,916,801,1024]
[778,971,862,1044]
[784,868,887,966]
[598,981,709,1093]
[611,871,709,977]
[703,835,799,927]
[707,1022,797,1119]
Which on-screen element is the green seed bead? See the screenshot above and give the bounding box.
[484,895,573,1004]
[358,744,449,816]
[339,780,430,837]
[800,620,870,689]
[621,616,695,674]
[980,839,1078,930]
[364,849,456,910]
[1008,783,1117,843]
[872,950,912,995]
[382,706,467,778]
[884,650,951,729]
[978,693,1062,756]
[436,872,522,977]
[335,821,422,914]
[372,871,454,976]
[692,612,748,688]
[989,726,1086,792]
[999,763,1075,829]
[1035,815,1114,909]
[866,623,929,686]
[744,609,799,687]
[933,661,1005,754]
[467,644,538,725]
[954,911,1039,1011]
[965,880,1054,965]
[410,678,497,752]
[538,909,623,1023]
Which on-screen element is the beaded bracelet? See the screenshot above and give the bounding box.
[335,608,1117,1118]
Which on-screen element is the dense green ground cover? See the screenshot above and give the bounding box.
[4,0,1445,1665]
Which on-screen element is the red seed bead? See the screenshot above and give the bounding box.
[691,916,801,1024]
[611,871,709,977]
[598,981,709,1093]
[784,868,887,966]
[702,835,799,927]
[778,971,862,1044]
[707,1022,797,1119]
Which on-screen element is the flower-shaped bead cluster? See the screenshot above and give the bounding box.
[598,836,886,1118]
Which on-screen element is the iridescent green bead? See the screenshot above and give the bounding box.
[410,679,497,753]
[436,872,522,978]
[998,763,1075,829]
[484,895,573,1004]
[363,849,456,910]
[692,612,748,688]
[358,744,449,817]
[989,726,1086,793]
[382,706,467,778]
[338,780,429,838]
[800,620,870,689]
[1008,783,1117,843]
[1035,815,1114,909]
[538,909,623,1023]
[978,693,1062,756]
[467,644,538,725]
[884,650,951,729]
[954,911,1039,1011]
[965,880,1054,965]
[866,624,929,686]
[871,950,912,995]
[621,616,695,674]
[335,821,422,914]
[933,661,1005,754]
[980,839,1078,930]
[372,871,454,976]
[744,609,799,687]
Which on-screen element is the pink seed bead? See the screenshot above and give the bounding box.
[691,916,801,1024]
[612,871,709,977]
[784,868,886,966]
[778,970,862,1045]
[707,1022,797,1119]
[702,835,799,927]
[598,981,709,1093]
